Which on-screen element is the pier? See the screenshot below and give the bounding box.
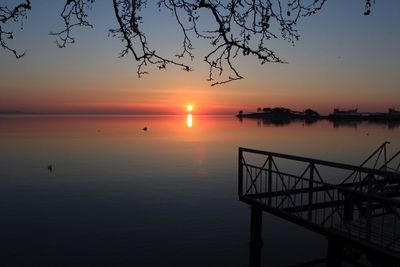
[238,143,400,266]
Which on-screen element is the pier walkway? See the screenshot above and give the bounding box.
[238,144,400,266]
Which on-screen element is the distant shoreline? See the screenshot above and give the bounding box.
[0,110,34,115]
[0,113,232,117]
[236,107,400,123]
[0,109,234,116]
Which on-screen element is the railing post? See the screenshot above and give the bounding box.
[383,142,387,167]
[250,206,263,246]
[327,237,343,267]
[308,163,314,221]
[239,147,244,197]
[249,206,263,267]
[268,155,272,205]
[366,195,372,241]
[343,191,354,222]
[367,172,373,193]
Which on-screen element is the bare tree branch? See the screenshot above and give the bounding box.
[157,0,327,85]
[49,0,95,48]
[109,0,192,77]
[1,0,375,85]
[0,0,31,58]
[364,0,375,16]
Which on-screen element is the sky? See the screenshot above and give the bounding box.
[0,0,399,115]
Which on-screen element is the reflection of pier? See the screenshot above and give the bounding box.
[239,143,400,266]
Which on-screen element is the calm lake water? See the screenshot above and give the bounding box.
[0,115,399,266]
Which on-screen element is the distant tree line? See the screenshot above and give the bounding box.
[255,106,319,116]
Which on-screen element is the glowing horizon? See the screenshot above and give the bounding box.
[0,1,399,117]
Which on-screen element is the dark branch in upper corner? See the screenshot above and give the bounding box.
[49,0,95,48]
[0,0,31,58]
[1,0,375,86]
[109,0,192,78]
[158,0,326,85]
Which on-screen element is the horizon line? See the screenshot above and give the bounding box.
[0,112,235,116]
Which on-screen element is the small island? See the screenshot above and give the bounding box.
[237,107,400,124]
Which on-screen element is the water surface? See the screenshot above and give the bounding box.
[0,115,399,266]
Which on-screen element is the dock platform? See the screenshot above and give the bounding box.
[238,146,400,266]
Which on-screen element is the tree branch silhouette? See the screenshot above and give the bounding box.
[49,0,95,48]
[109,0,192,77]
[0,0,31,58]
[1,0,374,85]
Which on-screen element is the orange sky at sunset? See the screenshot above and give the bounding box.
[0,1,399,115]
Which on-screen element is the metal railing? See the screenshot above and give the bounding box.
[341,142,400,194]
[238,147,400,259]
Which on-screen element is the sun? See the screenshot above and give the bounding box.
[186,104,193,112]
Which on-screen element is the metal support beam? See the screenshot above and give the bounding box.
[249,241,262,267]
[344,193,354,221]
[238,148,243,196]
[250,206,263,246]
[327,237,343,267]
[268,156,272,205]
[249,206,263,267]
[308,163,314,221]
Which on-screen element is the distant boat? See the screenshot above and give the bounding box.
[388,108,400,117]
[329,107,400,122]
[329,108,363,120]
[333,108,359,116]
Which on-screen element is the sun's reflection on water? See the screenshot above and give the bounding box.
[187,114,193,128]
